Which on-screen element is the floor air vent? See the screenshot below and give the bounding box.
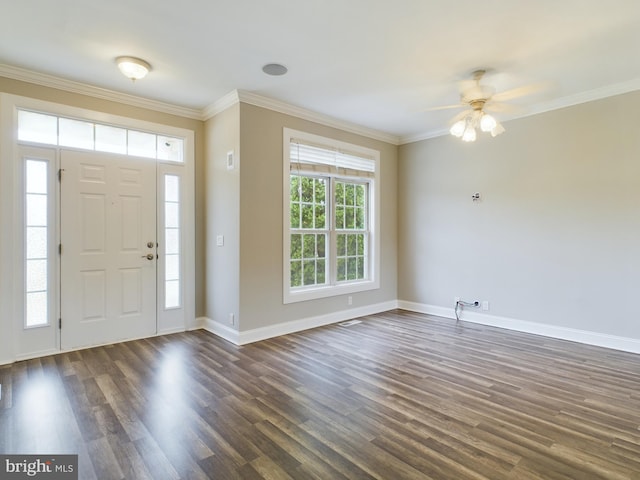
[338,320,362,327]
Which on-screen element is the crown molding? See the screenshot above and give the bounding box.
[399,127,450,145]
[1,64,401,144]
[233,90,401,145]
[203,89,402,145]
[5,63,638,147]
[523,77,640,118]
[0,64,203,120]
[399,77,640,145]
[201,89,240,119]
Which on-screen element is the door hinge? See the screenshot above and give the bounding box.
[58,318,62,329]
[58,169,62,182]
[58,243,62,255]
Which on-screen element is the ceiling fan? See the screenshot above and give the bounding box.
[430,69,544,142]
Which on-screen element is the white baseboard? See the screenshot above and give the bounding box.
[5,302,638,365]
[190,317,208,331]
[201,300,399,345]
[200,317,241,344]
[398,300,640,354]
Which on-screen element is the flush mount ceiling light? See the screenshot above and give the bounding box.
[262,63,288,76]
[116,56,151,81]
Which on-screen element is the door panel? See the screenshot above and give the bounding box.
[61,150,157,349]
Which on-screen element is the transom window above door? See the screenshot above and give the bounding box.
[18,110,184,162]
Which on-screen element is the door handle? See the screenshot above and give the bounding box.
[142,253,154,260]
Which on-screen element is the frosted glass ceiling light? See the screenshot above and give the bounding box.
[462,126,476,142]
[480,113,497,132]
[491,122,506,137]
[449,104,504,142]
[116,56,151,81]
[449,120,466,137]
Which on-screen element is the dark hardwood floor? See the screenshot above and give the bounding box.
[1,310,640,479]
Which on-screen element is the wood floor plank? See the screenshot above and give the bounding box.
[254,419,352,480]
[106,435,154,480]
[133,435,182,480]
[1,310,640,478]
[299,418,431,480]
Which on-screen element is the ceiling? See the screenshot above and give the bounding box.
[2,0,640,143]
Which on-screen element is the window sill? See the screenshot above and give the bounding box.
[283,279,379,304]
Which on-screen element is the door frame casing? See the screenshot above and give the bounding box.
[0,93,196,363]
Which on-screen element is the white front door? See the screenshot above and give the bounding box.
[60,150,157,349]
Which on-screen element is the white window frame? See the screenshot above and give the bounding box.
[283,128,380,304]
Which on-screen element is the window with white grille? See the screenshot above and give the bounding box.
[284,129,379,303]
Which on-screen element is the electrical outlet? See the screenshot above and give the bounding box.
[348,296,353,306]
[229,313,235,325]
[482,301,489,311]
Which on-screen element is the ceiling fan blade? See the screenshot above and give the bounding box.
[424,104,464,112]
[484,102,525,114]
[491,82,549,102]
[457,79,477,93]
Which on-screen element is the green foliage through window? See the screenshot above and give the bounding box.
[290,232,327,288]
[336,233,366,282]
[335,181,366,231]
[290,175,368,288]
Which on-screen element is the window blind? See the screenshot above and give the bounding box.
[289,138,375,178]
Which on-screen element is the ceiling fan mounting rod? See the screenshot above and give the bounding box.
[472,69,486,82]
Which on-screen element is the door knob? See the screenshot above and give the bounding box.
[147,241,155,248]
[142,253,154,260]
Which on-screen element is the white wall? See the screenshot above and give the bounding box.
[399,91,640,344]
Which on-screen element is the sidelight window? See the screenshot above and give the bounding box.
[164,174,181,309]
[24,159,50,327]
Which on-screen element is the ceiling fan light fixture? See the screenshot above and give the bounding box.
[116,56,151,81]
[435,68,534,142]
[450,120,466,138]
[491,122,506,137]
[462,126,477,142]
[480,113,497,132]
